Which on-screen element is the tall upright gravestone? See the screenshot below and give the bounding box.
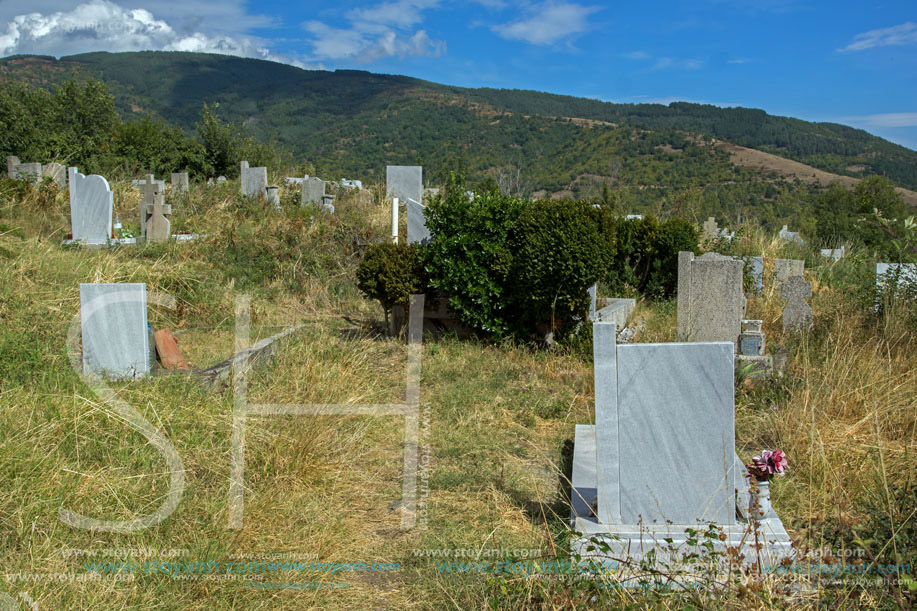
[571,322,793,566]
[386,165,422,206]
[79,283,151,379]
[240,161,268,199]
[677,252,746,350]
[6,156,19,178]
[171,172,189,194]
[140,174,171,242]
[68,167,113,245]
[301,177,325,206]
[406,199,431,244]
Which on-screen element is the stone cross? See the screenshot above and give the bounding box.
[140,174,171,242]
[702,217,718,241]
[781,276,813,333]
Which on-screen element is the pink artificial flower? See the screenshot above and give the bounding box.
[748,450,789,480]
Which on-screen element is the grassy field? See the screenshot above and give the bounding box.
[0,176,915,609]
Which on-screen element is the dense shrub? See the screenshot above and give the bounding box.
[424,183,526,335]
[604,215,698,298]
[506,199,615,335]
[356,242,428,318]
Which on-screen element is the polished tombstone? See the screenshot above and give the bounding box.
[406,198,431,244]
[68,167,113,245]
[386,165,422,206]
[677,252,746,350]
[571,322,792,567]
[79,283,151,379]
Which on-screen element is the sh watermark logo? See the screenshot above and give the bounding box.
[0,591,38,611]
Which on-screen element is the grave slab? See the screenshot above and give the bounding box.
[80,283,150,379]
[406,198,431,244]
[386,165,422,205]
[69,167,113,245]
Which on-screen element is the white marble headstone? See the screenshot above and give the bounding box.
[79,283,150,379]
[406,198,431,244]
[68,167,113,245]
[386,165,422,206]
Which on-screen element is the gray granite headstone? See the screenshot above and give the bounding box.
[68,167,113,245]
[781,276,813,333]
[406,198,431,244]
[140,174,171,242]
[171,172,189,194]
[616,341,736,525]
[301,177,325,206]
[321,194,335,214]
[386,165,422,205]
[778,225,805,245]
[266,185,281,210]
[42,162,67,188]
[774,259,804,289]
[740,336,761,356]
[216,176,227,184]
[240,163,267,198]
[6,155,19,178]
[79,283,150,379]
[677,252,746,350]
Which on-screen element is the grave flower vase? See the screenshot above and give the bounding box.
[749,478,771,520]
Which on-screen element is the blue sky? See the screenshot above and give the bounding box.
[1,1,915,149]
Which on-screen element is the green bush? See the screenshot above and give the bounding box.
[424,183,526,335]
[604,215,698,298]
[506,199,615,336]
[356,242,427,317]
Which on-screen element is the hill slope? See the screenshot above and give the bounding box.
[2,51,917,198]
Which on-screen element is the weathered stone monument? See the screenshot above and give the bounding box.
[781,276,813,333]
[12,162,42,183]
[820,246,845,261]
[778,225,805,245]
[266,186,281,209]
[301,177,325,206]
[406,198,431,244]
[171,172,189,194]
[240,161,268,199]
[702,217,718,241]
[386,165,422,206]
[6,156,19,178]
[736,319,772,377]
[774,258,805,289]
[68,167,113,245]
[79,283,151,379]
[140,174,171,242]
[571,322,792,566]
[677,252,746,350]
[42,162,67,188]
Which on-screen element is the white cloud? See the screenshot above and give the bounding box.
[727,58,748,64]
[304,0,445,62]
[622,50,650,60]
[492,1,601,45]
[840,113,917,128]
[839,22,917,52]
[650,57,703,70]
[0,0,301,66]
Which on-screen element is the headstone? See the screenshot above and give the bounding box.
[13,162,42,183]
[595,298,636,329]
[571,324,792,565]
[742,256,764,295]
[820,246,845,261]
[42,162,67,188]
[702,217,718,241]
[240,162,267,198]
[738,320,765,356]
[79,283,151,379]
[6,155,19,178]
[171,172,189,194]
[386,165,422,206]
[266,185,281,209]
[677,252,746,350]
[587,284,598,321]
[68,167,113,245]
[778,225,805,245]
[285,176,304,185]
[216,176,227,184]
[321,194,335,214]
[301,177,325,206]
[340,178,362,190]
[774,258,804,289]
[140,174,171,242]
[781,276,813,333]
[406,198,431,244]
